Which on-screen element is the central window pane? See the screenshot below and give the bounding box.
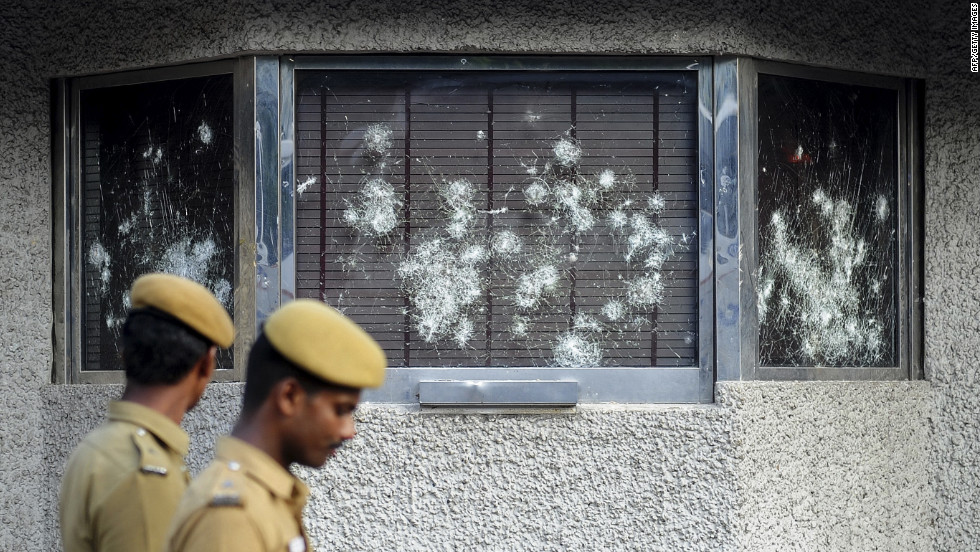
[295,70,698,368]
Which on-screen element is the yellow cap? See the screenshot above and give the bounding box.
[130,273,235,348]
[263,299,386,388]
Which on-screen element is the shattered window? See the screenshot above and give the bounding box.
[757,74,898,367]
[80,74,235,371]
[295,70,699,368]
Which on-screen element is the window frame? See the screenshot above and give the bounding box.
[274,55,717,404]
[712,57,924,382]
[52,60,255,384]
[50,54,924,397]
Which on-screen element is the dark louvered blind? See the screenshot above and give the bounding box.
[80,75,235,371]
[295,70,697,368]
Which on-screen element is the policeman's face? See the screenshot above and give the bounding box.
[291,387,361,468]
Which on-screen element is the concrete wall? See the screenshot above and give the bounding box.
[924,2,980,548]
[1,0,974,550]
[40,381,937,551]
[0,3,56,551]
[44,386,740,551]
[721,382,935,551]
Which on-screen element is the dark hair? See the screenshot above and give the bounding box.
[242,332,355,414]
[121,310,211,385]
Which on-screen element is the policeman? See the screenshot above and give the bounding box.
[60,273,235,552]
[166,299,386,552]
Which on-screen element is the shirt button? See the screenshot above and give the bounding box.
[228,461,241,471]
[136,429,147,436]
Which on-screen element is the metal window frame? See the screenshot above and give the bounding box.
[272,55,716,405]
[51,54,923,394]
[52,59,254,384]
[713,57,923,382]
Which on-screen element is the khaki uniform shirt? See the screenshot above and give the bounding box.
[166,436,311,552]
[60,401,191,552]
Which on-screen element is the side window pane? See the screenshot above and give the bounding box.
[80,74,235,371]
[757,74,898,367]
[295,70,699,368]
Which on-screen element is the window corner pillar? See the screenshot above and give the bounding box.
[713,56,759,382]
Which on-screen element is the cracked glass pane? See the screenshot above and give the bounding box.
[80,74,234,371]
[295,70,699,368]
[757,74,898,367]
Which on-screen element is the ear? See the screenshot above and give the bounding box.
[183,346,219,413]
[196,346,218,380]
[273,378,306,418]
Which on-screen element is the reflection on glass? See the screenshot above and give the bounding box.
[757,74,897,367]
[80,74,234,371]
[294,70,700,368]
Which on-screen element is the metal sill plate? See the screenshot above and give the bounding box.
[418,380,579,407]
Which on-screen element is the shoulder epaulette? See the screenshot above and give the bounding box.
[210,492,243,507]
[205,463,247,508]
[131,428,171,476]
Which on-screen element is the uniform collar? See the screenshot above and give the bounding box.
[215,436,310,508]
[108,400,190,456]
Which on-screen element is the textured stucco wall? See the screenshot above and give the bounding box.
[0,5,55,552]
[41,382,936,552]
[22,0,929,78]
[0,0,972,550]
[924,2,980,549]
[720,382,936,551]
[43,386,740,551]
[300,406,737,551]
